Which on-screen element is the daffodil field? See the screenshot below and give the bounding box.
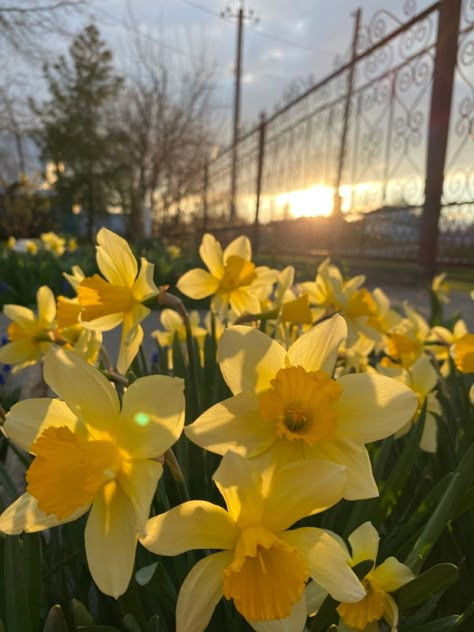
[0,229,473,632]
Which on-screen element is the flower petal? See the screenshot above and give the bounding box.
[79,312,124,332]
[141,501,238,555]
[287,314,347,375]
[249,595,307,632]
[281,527,365,603]
[184,392,276,457]
[0,340,41,366]
[3,304,36,333]
[132,258,158,302]
[118,375,185,458]
[229,288,261,316]
[4,398,79,452]
[218,326,286,395]
[176,551,232,632]
[213,451,264,528]
[96,228,137,287]
[118,459,163,533]
[0,492,89,534]
[177,268,220,299]
[199,233,224,278]
[263,459,346,533]
[383,593,399,631]
[371,557,415,592]
[420,412,437,453]
[335,373,418,443]
[310,439,378,501]
[43,348,120,430]
[223,235,251,262]
[36,286,56,328]
[348,522,379,565]
[85,481,137,598]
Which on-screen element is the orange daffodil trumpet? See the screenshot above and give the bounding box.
[176,233,277,319]
[77,228,158,374]
[141,451,366,632]
[0,348,185,598]
[185,314,418,500]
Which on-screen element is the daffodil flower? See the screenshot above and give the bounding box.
[379,355,441,453]
[77,228,158,374]
[141,451,365,632]
[307,522,414,632]
[185,314,418,500]
[151,308,207,367]
[451,333,474,373]
[0,286,57,372]
[0,348,185,598]
[176,233,277,318]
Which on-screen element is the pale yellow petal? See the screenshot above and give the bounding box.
[96,228,138,287]
[213,451,264,528]
[310,439,378,501]
[118,375,185,458]
[410,356,437,395]
[176,551,232,632]
[199,233,224,278]
[184,392,276,457]
[177,268,220,299]
[383,593,399,631]
[348,522,379,565]
[420,412,437,453]
[160,308,183,333]
[371,557,415,592]
[132,257,158,302]
[305,581,329,617]
[287,314,347,375]
[85,482,137,598]
[218,326,286,395]
[335,373,418,443]
[263,459,346,533]
[0,492,89,534]
[4,398,79,452]
[3,304,36,333]
[229,287,261,316]
[223,235,252,262]
[141,501,238,555]
[43,348,120,429]
[79,312,124,332]
[281,527,365,603]
[36,286,56,328]
[117,320,144,376]
[249,595,307,632]
[118,459,163,533]
[0,340,42,366]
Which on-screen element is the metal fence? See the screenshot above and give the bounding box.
[158,0,474,269]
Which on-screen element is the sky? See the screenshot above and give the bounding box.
[82,0,435,144]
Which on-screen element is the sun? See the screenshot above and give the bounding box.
[274,184,336,218]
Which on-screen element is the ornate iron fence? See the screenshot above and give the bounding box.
[159,0,474,269]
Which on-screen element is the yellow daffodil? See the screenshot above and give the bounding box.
[151,309,207,367]
[336,522,414,631]
[41,231,66,256]
[185,314,418,500]
[63,264,85,293]
[379,356,441,452]
[0,286,57,372]
[431,319,468,374]
[431,272,450,304]
[141,451,365,632]
[67,237,78,252]
[300,258,346,310]
[0,348,185,598]
[451,333,474,373]
[383,303,430,369]
[176,233,277,319]
[77,228,158,375]
[7,235,16,249]
[25,240,39,255]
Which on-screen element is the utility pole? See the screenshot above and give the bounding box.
[222,3,259,223]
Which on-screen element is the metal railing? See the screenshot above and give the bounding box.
[157,0,474,269]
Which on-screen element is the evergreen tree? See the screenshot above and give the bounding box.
[31,24,123,240]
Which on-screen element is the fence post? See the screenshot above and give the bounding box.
[254,111,266,255]
[419,0,462,275]
[202,161,209,234]
[333,8,361,216]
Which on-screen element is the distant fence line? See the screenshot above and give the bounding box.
[156,0,474,269]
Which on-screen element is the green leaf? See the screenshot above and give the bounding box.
[43,605,67,632]
[76,627,121,632]
[395,563,458,610]
[123,614,142,632]
[4,536,31,632]
[147,616,160,632]
[72,599,95,626]
[409,616,460,632]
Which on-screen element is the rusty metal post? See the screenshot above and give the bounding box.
[202,161,209,234]
[333,8,362,216]
[254,111,266,255]
[419,0,462,275]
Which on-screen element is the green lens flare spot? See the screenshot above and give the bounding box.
[134,412,150,426]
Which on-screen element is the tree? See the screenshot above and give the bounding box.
[31,23,123,240]
[105,28,216,240]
